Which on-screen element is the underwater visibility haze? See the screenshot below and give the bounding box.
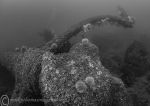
[0,0,150,106]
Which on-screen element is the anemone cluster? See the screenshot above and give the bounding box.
[40,38,130,106]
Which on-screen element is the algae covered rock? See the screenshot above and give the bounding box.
[40,38,131,106]
[0,7,135,105]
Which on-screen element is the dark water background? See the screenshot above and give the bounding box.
[0,0,150,51]
[1,1,150,105]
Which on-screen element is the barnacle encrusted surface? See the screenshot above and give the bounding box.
[9,48,45,106]
[40,38,130,106]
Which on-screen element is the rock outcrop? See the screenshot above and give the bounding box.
[0,7,135,106]
[40,38,131,106]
